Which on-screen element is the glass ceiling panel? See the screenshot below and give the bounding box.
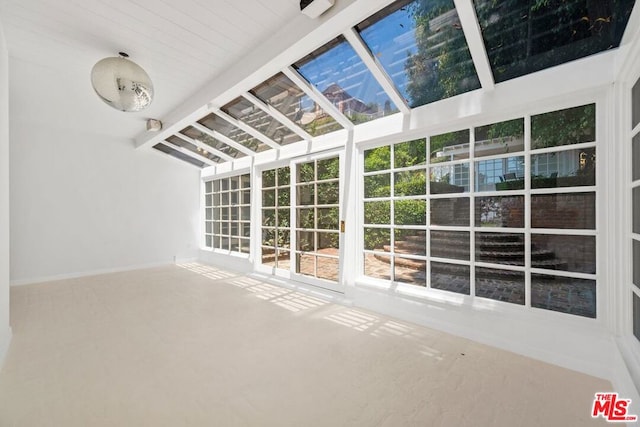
[250,72,343,137]
[181,126,246,159]
[153,144,205,168]
[221,97,301,146]
[357,0,480,108]
[198,113,270,153]
[165,135,222,163]
[474,0,636,83]
[294,35,399,124]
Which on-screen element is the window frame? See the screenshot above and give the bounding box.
[355,91,604,321]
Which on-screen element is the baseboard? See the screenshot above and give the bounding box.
[0,326,12,371]
[10,259,196,286]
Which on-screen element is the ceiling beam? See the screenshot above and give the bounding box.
[157,141,218,166]
[242,91,313,142]
[453,0,495,91]
[189,122,256,157]
[283,66,354,130]
[172,132,234,162]
[211,108,282,150]
[343,27,411,115]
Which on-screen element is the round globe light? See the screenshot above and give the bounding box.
[90,53,154,112]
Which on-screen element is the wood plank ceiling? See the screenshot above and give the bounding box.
[0,0,300,139]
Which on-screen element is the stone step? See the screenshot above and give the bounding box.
[405,235,428,243]
[382,245,426,256]
[394,240,426,251]
[372,253,426,270]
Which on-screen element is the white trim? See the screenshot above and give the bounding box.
[342,27,410,115]
[282,67,354,131]
[241,92,313,142]
[210,108,282,151]
[452,0,495,91]
[9,259,198,287]
[189,122,256,157]
[170,133,231,163]
[158,141,217,166]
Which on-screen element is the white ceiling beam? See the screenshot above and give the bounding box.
[189,122,256,157]
[343,27,411,115]
[242,92,314,142]
[453,0,495,91]
[172,132,234,162]
[157,141,218,167]
[210,108,282,150]
[283,66,354,131]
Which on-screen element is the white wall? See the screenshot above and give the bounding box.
[9,57,201,284]
[0,16,11,366]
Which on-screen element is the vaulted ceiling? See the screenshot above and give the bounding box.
[0,0,301,139]
[0,0,637,168]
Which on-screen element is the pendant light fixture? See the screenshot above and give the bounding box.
[90,52,154,112]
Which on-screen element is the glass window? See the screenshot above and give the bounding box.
[205,174,251,254]
[633,239,639,288]
[476,233,524,266]
[294,36,398,125]
[531,104,596,149]
[633,77,640,130]
[532,274,596,318]
[430,129,470,163]
[431,262,470,295]
[475,156,525,191]
[295,158,340,282]
[364,146,391,172]
[221,97,301,146]
[431,198,470,226]
[475,196,525,228]
[531,193,595,230]
[198,113,268,153]
[634,187,640,235]
[531,148,596,189]
[356,0,480,108]
[431,231,470,261]
[250,72,343,137]
[634,293,640,341]
[634,133,640,182]
[475,268,525,305]
[181,125,246,159]
[153,144,205,168]
[474,119,524,158]
[261,167,291,269]
[474,1,635,83]
[531,234,596,274]
[430,164,469,194]
[165,135,222,163]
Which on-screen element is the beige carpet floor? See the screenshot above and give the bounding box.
[0,263,611,426]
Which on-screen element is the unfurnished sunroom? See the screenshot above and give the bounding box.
[135,0,640,408]
[3,0,640,423]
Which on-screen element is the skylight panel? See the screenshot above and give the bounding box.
[165,135,222,163]
[221,97,301,146]
[197,114,270,153]
[250,73,344,137]
[293,35,400,125]
[473,0,636,83]
[356,0,480,108]
[153,143,205,168]
[181,126,247,159]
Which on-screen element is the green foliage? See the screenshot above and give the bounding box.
[476,118,524,141]
[394,139,427,168]
[430,129,469,158]
[364,146,391,172]
[531,104,595,149]
[395,171,426,196]
[405,0,480,107]
[395,200,427,225]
